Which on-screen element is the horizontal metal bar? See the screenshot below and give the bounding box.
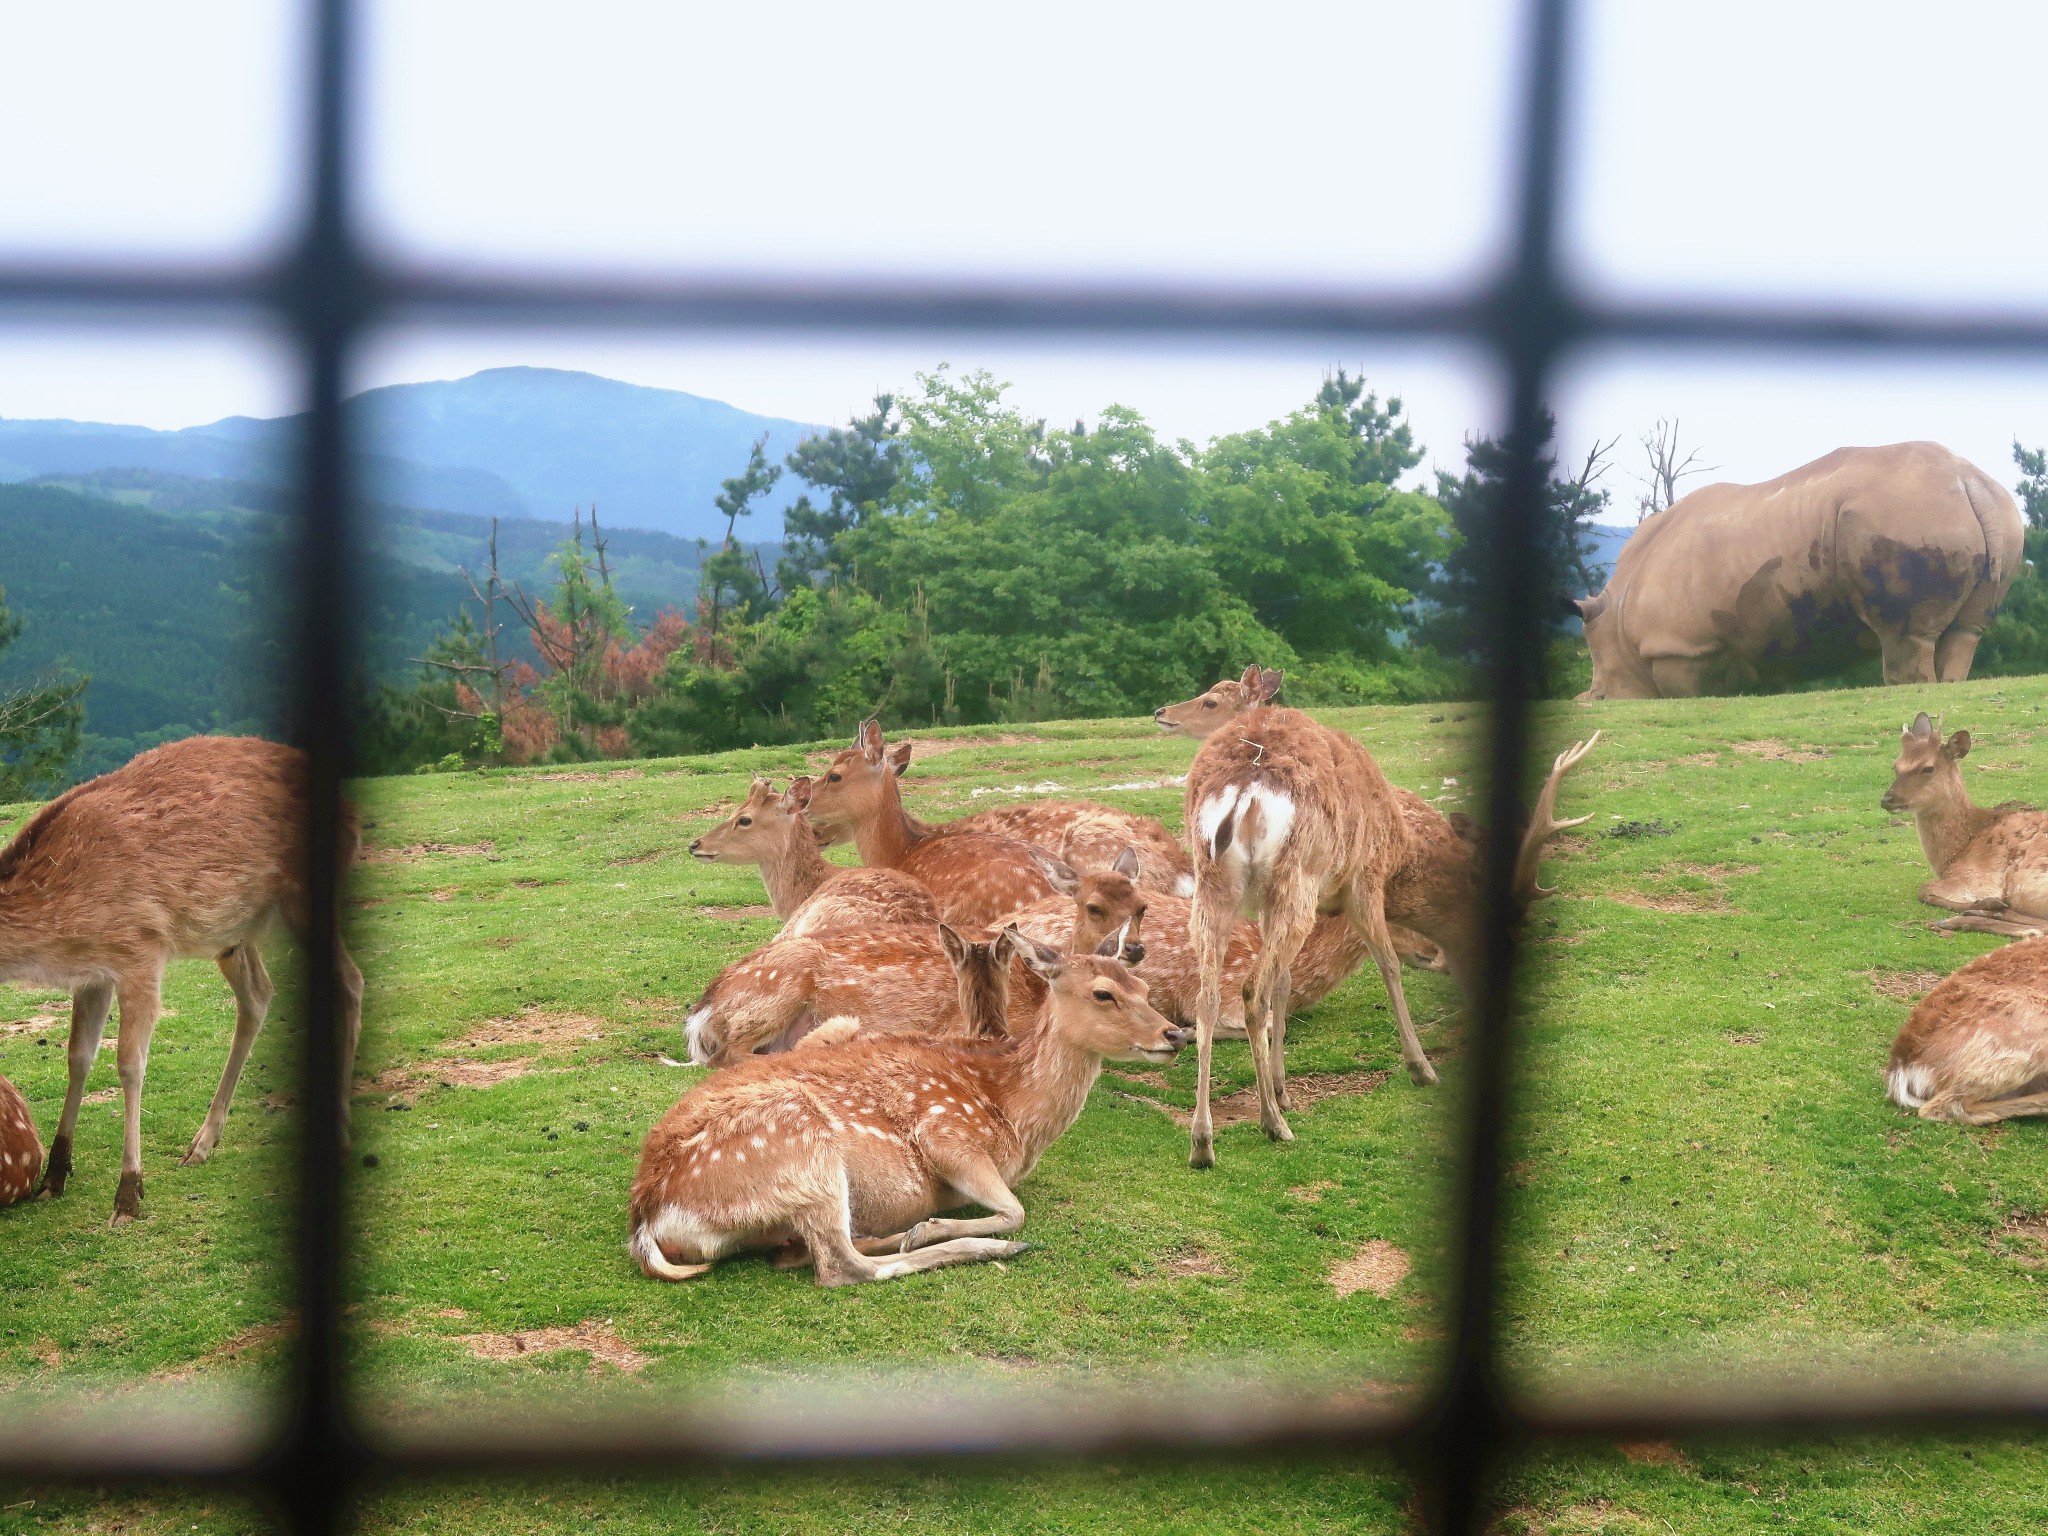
[3,260,2048,357]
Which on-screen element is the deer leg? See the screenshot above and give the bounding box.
[1349,883,1437,1087]
[111,975,164,1226]
[183,947,275,1166]
[894,1150,1024,1249]
[795,1191,1025,1288]
[1929,912,2047,939]
[1188,879,1241,1170]
[1918,877,1998,913]
[39,980,114,1199]
[1247,891,1314,1138]
[1923,1089,2048,1125]
[335,936,365,1147]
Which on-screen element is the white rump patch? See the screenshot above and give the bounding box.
[1174,873,1196,897]
[1887,1061,1933,1109]
[1195,785,1243,858]
[685,1006,714,1065]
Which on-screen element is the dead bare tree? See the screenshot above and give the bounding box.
[1635,418,1714,522]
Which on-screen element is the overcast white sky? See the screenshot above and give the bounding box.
[2,0,2045,514]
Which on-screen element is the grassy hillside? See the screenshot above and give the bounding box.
[2,680,2046,1532]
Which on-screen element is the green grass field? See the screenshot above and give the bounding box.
[3,680,2046,1532]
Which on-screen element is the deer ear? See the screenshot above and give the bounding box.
[1111,847,1140,879]
[1094,929,1123,958]
[1239,664,1262,688]
[781,776,813,813]
[937,923,969,967]
[1946,729,1973,760]
[1909,711,1934,740]
[1029,849,1080,896]
[1256,668,1284,701]
[858,717,885,761]
[887,741,913,776]
[1007,927,1064,980]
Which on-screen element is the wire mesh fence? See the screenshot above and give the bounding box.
[2,1,2044,1531]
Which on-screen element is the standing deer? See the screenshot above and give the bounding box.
[0,1073,41,1206]
[688,776,938,938]
[1887,936,2048,1123]
[0,735,363,1224]
[1182,700,1426,1167]
[631,929,1188,1286]
[804,720,1080,929]
[1880,712,2048,937]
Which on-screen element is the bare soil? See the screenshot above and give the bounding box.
[1328,1239,1411,1299]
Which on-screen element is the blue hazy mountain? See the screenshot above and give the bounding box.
[0,367,824,540]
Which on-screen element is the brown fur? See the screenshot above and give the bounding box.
[1153,664,1284,739]
[944,800,1191,894]
[631,933,1187,1286]
[0,735,363,1223]
[1881,713,2048,938]
[1887,937,2048,1123]
[689,776,938,938]
[804,721,1078,929]
[0,1073,42,1206]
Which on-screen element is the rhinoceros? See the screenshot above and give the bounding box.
[1573,442,2023,699]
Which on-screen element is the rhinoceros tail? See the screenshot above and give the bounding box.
[1959,468,2024,594]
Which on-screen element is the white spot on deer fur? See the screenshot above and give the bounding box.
[1888,1062,1934,1109]
[1234,787,1297,863]
[928,1104,946,1115]
[1196,785,1243,856]
[750,1136,765,1149]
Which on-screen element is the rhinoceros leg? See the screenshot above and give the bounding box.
[1646,656,1709,697]
[1878,632,1939,686]
[1934,626,1983,683]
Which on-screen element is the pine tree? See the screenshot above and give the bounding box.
[0,585,86,798]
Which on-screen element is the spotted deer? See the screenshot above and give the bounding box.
[0,735,364,1224]
[1881,712,2048,937]
[1182,702,1435,1169]
[1153,664,1285,738]
[940,798,1192,895]
[689,776,938,938]
[1887,936,2048,1123]
[0,1074,41,1206]
[803,720,1081,929]
[630,929,1188,1286]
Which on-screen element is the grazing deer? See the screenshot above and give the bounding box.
[1887,936,2048,1122]
[1881,712,2048,938]
[0,736,363,1224]
[631,929,1188,1286]
[804,720,1081,929]
[689,776,938,938]
[0,1073,42,1206]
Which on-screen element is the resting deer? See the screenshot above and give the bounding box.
[0,1074,42,1206]
[631,928,1188,1286]
[941,799,1192,896]
[1887,937,2048,1123]
[689,776,937,938]
[0,735,364,1224]
[1881,712,2048,938]
[804,720,1081,929]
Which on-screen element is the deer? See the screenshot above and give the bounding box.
[937,798,1192,896]
[1886,936,2048,1123]
[803,720,1082,929]
[698,857,1149,1065]
[1880,712,2048,938]
[688,775,938,938]
[0,735,364,1224]
[0,1073,42,1207]
[630,928,1189,1286]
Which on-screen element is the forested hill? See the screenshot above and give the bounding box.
[0,367,823,541]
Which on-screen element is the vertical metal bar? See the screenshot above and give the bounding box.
[1423,0,1576,1530]
[273,0,364,1529]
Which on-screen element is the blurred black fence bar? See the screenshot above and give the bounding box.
[2,0,2046,1532]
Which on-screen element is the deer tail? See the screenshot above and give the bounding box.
[630,1220,715,1282]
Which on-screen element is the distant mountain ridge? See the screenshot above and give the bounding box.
[0,367,825,541]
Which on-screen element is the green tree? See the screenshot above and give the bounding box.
[1972,442,2048,678]
[0,585,86,799]
[698,435,783,650]
[779,394,908,589]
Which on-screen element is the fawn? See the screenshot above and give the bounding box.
[1881,712,2048,938]
[631,928,1188,1286]
[804,720,1081,929]
[689,775,937,937]
[0,735,363,1224]
[1887,936,2048,1123]
[0,1074,41,1206]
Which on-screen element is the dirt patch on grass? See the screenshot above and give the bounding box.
[1131,1245,1232,1285]
[81,1086,117,1105]
[1289,1181,1339,1203]
[155,1320,295,1384]
[1672,750,1721,768]
[1617,1439,1689,1470]
[449,1008,610,1053]
[523,769,645,784]
[455,1319,649,1374]
[700,903,779,920]
[1120,1068,1388,1128]
[1328,1239,1410,1298]
[362,840,497,864]
[357,1008,609,1098]
[0,1011,63,1036]
[1733,739,1828,764]
[607,848,668,866]
[1612,862,1758,914]
[1866,968,1947,1002]
[1989,1211,2048,1267]
[1494,1502,1655,1533]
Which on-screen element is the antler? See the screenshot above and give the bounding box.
[1513,730,1602,903]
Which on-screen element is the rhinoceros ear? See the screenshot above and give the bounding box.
[1574,593,1608,625]
[1908,711,1934,740]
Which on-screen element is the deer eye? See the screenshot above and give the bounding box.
[827,772,842,783]
[1093,989,1116,1004]
[1202,699,1217,709]
[1086,904,1103,917]
[736,816,752,827]
[1921,765,1935,774]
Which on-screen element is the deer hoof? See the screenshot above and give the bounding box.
[901,1221,936,1252]
[36,1136,72,1199]
[1188,1135,1215,1170]
[1262,1117,1293,1143]
[180,1136,216,1168]
[1408,1060,1440,1087]
[110,1172,144,1226]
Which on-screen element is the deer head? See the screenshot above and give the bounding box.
[937,923,1015,1038]
[804,719,913,843]
[1882,711,1969,814]
[1005,927,1188,1063]
[1066,847,1148,962]
[689,777,804,863]
[1153,666,1283,738]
